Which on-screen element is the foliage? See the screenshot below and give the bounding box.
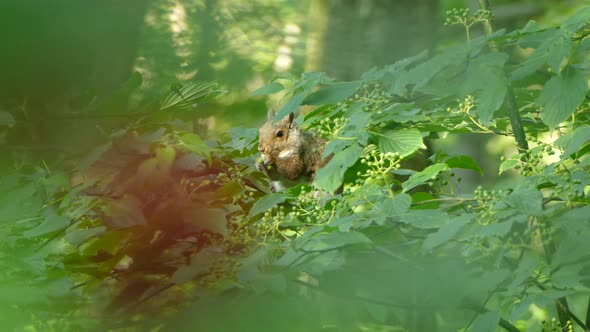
[1,5,590,332]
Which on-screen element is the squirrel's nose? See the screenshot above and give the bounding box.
[258,145,264,153]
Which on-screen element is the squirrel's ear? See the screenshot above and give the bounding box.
[288,112,295,126]
[266,109,275,122]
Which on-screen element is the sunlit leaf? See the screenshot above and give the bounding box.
[23,207,70,238]
[554,125,590,157]
[315,143,363,193]
[537,66,587,128]
[499,158,519,175]
[252,81,285,96]
[160,82,225,111]
[249,193,286,218]
[445,155,483,175]
[302,81,360,105]
[373,128,425,157]
[402,163,449,192]
[179,132,212,163]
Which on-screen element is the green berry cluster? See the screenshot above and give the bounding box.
[447,95,475,115]
[431,171,461,196]
[286,187,338,224]
[471,186,503,225]
[541,318,573,332]
[551,168,586,203]
[444,8,493,27]
[214,165,246,184]
[502,142,554,176]
[255,205,284,239]
[354,147,401,197]
[359,148,401,180]
[447,95,492,132]
[317,116,348,139]
[345,82,391,114]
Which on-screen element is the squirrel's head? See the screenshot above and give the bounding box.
[258,110,300,165]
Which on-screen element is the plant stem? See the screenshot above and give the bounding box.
[499,318,521,332]
[477,0,529,152]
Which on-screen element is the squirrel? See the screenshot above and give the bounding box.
[257,110,329,192]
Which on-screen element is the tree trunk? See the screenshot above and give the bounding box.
[305,0,439,80]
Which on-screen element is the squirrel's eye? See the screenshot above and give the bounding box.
[276,130,284,138]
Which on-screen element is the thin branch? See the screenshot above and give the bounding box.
[532,279,588,330]
[477,0,529,153]
[499,318,521,332]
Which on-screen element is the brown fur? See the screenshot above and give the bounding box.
[257,111,329,189]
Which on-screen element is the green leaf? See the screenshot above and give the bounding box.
[562,7,590,32]
[423,215,471,250]
[375,193,412,218]
[499,158,519,175]
[0,111,15,127]
[0,179,42,223]
[249,193,286,218]
[78,142,112,173]
[65,226,107,247]
[477,79,507,125]
[402,163,449,192]
[373,128,426,157]
[547,33,572,74]
[302,231,371,251]
[160,82,225,111]
[342,105,372,136]
[23,208,70,238]
[552,264,586,289]
[302,82,361,105]
[537,66,588,128]
[315,143,363,193]
[469,311,500,332]
[445,155,483,175]
[399,209,449,229]
[172,249,219,284]
[478,219,515,238]
[252,81,285,96]
[512,28,567,80]
[224,127,258,152]
[463,52,509,124]
[504,187,543,216]
[179,132,212,163]
[554,125,590,156]
[104,195,147,228]
[274,92,306,123]
[405,45,469,93]
[184,208,228,236]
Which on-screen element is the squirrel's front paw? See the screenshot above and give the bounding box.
[255,157,267,172]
